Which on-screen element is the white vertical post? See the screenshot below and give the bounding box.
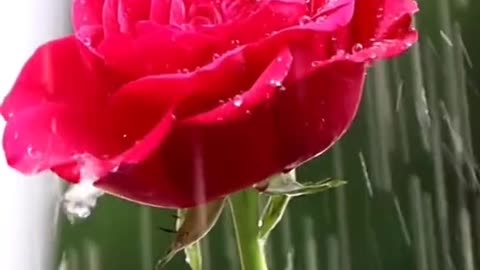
[0,1,70,269]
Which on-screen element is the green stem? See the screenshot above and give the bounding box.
[229,189,269,270]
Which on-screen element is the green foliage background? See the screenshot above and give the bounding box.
[57,1,480,270]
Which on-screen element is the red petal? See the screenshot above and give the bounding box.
[347,0,418,60]
[3,104,118,175]
[0,36,118,119]
[150,0,186,24]
[97,22,221,77]
[3,72,187,179]
[198,1,307,44]
[72,0,104,31]
[95,47,366,208]
[352,0,418,42]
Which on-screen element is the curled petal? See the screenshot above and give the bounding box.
[94,48,366,208]
[150,0,186,25]
[3,104,117,175]
[348,0,418,46]
[0,36,118,119]
[73,0,104,31]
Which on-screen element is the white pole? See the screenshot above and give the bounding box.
[0,1,70,269]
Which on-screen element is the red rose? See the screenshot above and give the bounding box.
[1,0,418,208]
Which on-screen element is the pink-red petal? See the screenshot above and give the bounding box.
[94,48,366,208]
[0,36,119,119]
[73,0,104,31]
[3,104,118,175]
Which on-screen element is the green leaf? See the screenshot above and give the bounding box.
[257,172,347,242]
[177,209,203,270]
[258,195,290,241]
[263,178,347,197]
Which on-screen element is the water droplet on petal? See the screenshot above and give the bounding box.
[81,36,92,46]
[233,95,243,107]
[352,43,364,53]
[212,53,220,60]
[376,7,384,19]
[270,80,286,91]
[315,15,327,22]
[231,39,240,46]
[177,68,190,73]
[27,146,40,158]
[299,15,312,25]
[311,61,322,67]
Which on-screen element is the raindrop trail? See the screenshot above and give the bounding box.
[359,152,374,197]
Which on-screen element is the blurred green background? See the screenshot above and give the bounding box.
[56,1,480,270]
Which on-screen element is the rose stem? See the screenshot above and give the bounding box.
[229,189,269,270]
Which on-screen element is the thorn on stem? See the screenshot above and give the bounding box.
[157,226,177,234]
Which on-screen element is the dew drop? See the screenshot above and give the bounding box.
[177,68,190,73]
[352,43,364,53]
[122,134,128,139]
[270,80,286,91]
[81,36,92,46]
[311,61,322,67]
[376,7,384,19]
[26,146,40,158]
[212,53,221,60]
[231,39,240,46]
[315,15,327,22]
[233,95,243,107]
[299,15,312,25]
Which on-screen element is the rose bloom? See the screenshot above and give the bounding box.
[1,0,417,208]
